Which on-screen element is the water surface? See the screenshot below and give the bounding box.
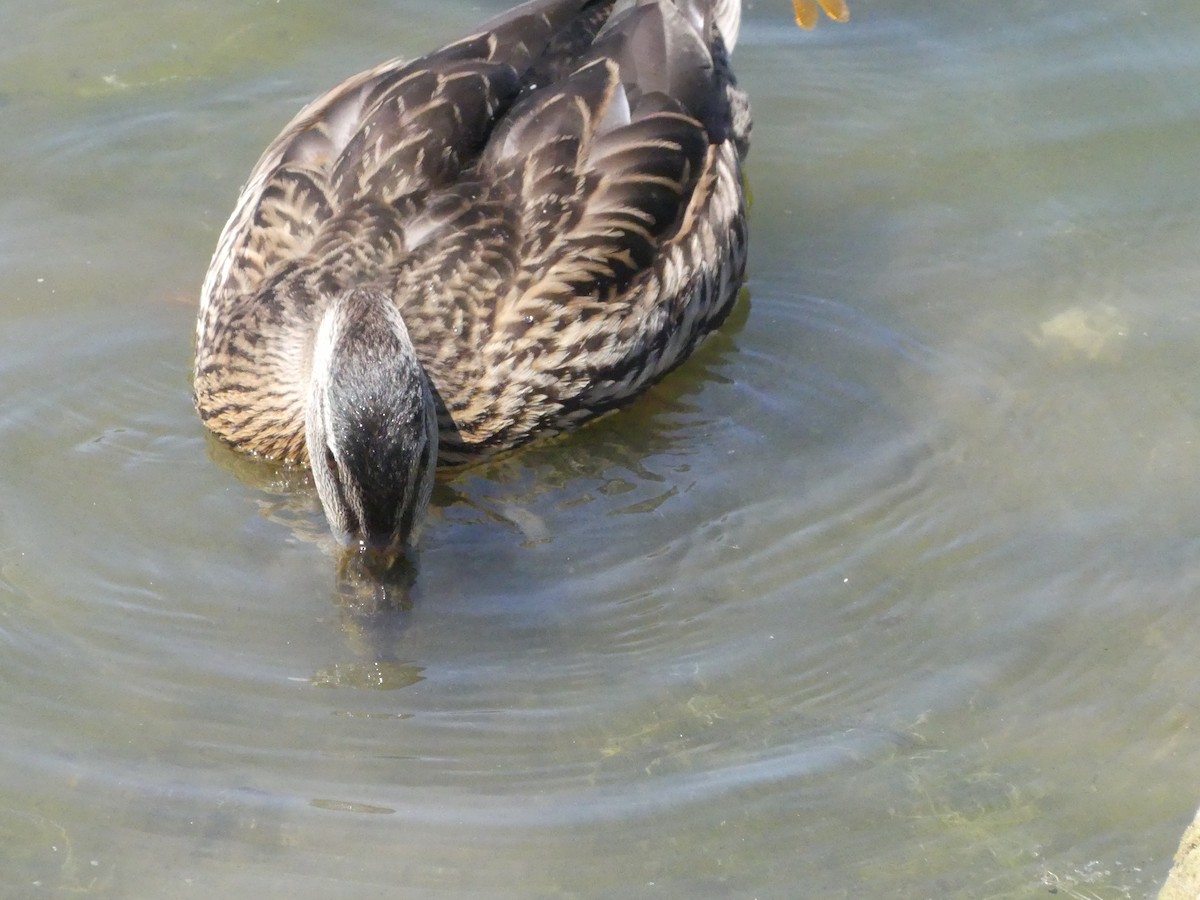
[1,1,1198,897]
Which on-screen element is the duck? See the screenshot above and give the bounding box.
[194,0,830,552]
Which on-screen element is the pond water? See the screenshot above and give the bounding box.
[2,1,1199,896]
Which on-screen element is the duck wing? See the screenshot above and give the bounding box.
[389,1,749,452]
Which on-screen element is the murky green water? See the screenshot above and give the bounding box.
[2,1,1199,896]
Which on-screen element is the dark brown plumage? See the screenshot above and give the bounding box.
[194,0,753,548]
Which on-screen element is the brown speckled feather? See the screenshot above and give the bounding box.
[195,0,751,466]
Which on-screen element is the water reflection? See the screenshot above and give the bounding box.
[322,548,423,689]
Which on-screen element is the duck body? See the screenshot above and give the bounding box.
[194,0,752,548]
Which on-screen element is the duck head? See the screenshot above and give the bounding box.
[305,287,437,551]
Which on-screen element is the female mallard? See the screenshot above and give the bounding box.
[195,0,754,550]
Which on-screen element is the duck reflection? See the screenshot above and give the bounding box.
[316,549,424,689]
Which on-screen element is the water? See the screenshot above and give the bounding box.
[1,1,1198,896]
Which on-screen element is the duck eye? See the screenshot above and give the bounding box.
[324,447,339,474]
